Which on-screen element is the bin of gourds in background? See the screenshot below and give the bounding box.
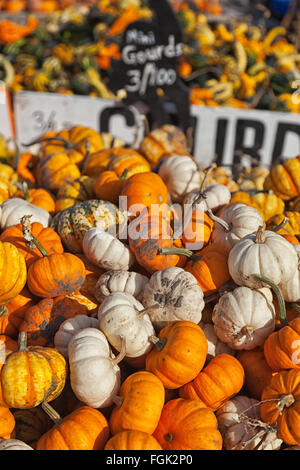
[0,123,300,450]
[0,0,299,113]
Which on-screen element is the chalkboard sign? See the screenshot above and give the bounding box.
[109,0,191,132]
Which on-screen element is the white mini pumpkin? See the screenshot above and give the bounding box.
[95,270,149,303]
[142,267,204,330]
[279,249,300,302]
[98,292,155,358]
[83,227,135,271]
[216,395,282,450]
[228,227,298,289]
[0,438,33,450]
[183,184,231,213]
[210,203,264,252]
[68,327,123,408]
[54,315,99,357]
[0,198,51,229]
[212,287,275,350]
[198,321,235,362]
[158,155,201,203]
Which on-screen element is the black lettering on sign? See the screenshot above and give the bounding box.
[272,123,300,164]
[99,106,136,134]
[214,119,229,166]
[109,0,191,133]
[233,119,265,165]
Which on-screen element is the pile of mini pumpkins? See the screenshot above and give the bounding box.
[0,123,300,450]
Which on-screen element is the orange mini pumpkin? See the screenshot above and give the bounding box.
[104,430,162,450]
[153,398,222,450]
[36,403,109,450]
[180,354,244,410]
[261,369,300,446]
[19,295,89,347]
[0,222,64,267]
[109,371,165,435]
[145,321,208,389]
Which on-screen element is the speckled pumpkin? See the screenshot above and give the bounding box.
[0,332,67,409]
[51,200,125,253]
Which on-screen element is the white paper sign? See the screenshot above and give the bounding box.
[0,81,15,139]
[14,91,144,149]
[190,105,300,166]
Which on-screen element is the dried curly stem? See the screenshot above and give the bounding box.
[20,215,49,256]
[111,335,126,366]
[206,208,230,232]
[13,181,31,202]
[41,402,63,425]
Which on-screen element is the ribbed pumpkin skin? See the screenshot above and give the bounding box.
[139,125,188,167]
[264,318,300,371]
[236,349,275,400]
[109,371,165,436]
[121,172,169,212]
[0,222,64,267]
[153,398,222,450]
[36,152,81,193]
[129,212,186,274]
[180,354,244,410]
[185,243,230,296]
[182,210,214,248]
[19,296,89,347]
[36,407,109,450]
[94,170,125,205]
[0,241,27,306]
[0,289,36,338]
[261,369,300,446]
[0,344,67,409]
[264,156,300,200]
[27,253,86,298]
[145,321,208,389]
[104,430,162,450]
[107,151,151,177]
[0,405,15,439]
[15,188,56,214]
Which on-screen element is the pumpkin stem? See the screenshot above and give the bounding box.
[241,325,254,341]
[23,136,75,150]
[158,247,200,260]
[149,335,167,352]
[18,331,28,352]
[111,335,126,366]
[254,274,288,327]
[271,216,289,234]
[41,402,63,425]
[20,215,49,256]
[277,394,295,412]
[13,181,31,202]
[136,304,160,318]
[120,168,129,180]
[0,305,8,317]
[206,209,230,232]
[199,163,217,194]
[255,226,266,244]
[111,395,124,407]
